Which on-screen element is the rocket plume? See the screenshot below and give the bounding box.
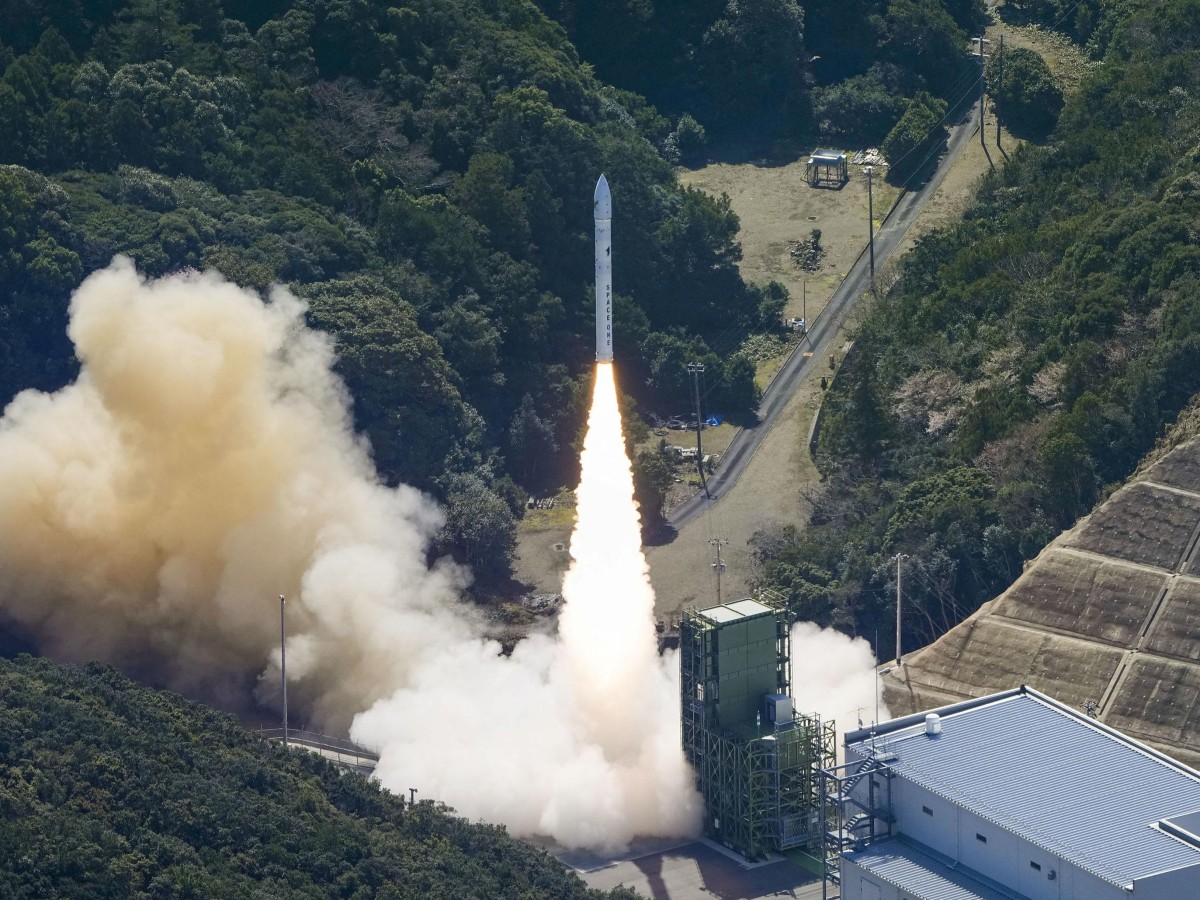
[0,258,700,849]
[354,361,702,847]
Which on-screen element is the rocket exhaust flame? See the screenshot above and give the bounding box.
[356,360,702,847]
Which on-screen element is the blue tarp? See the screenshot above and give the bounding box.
[705,414,724,427]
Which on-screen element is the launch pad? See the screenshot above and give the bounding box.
[680,597,835,861]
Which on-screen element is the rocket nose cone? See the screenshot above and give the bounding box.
[594,174,612,219]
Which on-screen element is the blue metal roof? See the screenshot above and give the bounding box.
[847,689,1200,887]
[847,837,1022,900]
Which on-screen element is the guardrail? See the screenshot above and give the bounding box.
[257,727,380,771]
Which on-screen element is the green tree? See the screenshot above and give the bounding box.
[699,0,805,122]
[987,47,1064,140]
[302,278,467,491]
[879,0,968,93]
[440,472,517,581]
[507,393,558,487]
[632,444,675,526]
[812,69,909,141]
[881,91,948,182]
[664,113,707,166]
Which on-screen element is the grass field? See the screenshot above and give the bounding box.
[677,148,900,330]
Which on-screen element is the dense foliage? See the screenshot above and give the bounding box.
[754,0,1200,655]
[0,654,627,898]
[0,0,790,584]
[880,91,949,181]
[986,46,1063,139]
[534,0,987,143]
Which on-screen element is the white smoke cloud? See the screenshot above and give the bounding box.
[0,258,467,719]
[789,621,890,753]
[0,259,699,849]
[352,364,701,848]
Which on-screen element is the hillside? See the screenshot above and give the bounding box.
[753,0,1200,656]
[0,0,779,587]
[533,0,987,142]
[883,429,1200,769]
[0,653,629,898]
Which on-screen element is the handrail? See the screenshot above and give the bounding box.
[256,726,380,766]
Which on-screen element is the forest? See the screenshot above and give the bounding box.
[0,0,990,589]
[0,0,1191,888]
[753,0,1200,657]
[0,653,631,898]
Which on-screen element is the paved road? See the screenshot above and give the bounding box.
[667,98,983,532]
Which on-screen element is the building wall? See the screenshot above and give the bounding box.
[838,860,900,900]
[1133,862,1200,898]
[841,759,1129,900]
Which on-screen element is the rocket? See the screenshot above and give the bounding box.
[594,174,613,363]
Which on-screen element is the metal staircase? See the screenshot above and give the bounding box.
[819,755,895,899]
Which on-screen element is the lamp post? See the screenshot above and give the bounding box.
[893,554,908,666]
[865,166,876,284]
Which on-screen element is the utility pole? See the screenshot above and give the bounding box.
[802,280,806,327]
[996,34,1004,150]
[687,362,710,498]
[893,554,908,666]
[409,787,419,804]
[279,595,288,749]
[974,36,991,150]
[710,537,728,605]
[865,166,875,284]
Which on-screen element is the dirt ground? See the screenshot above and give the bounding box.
[677,150,901,326]
[644,373,828,616]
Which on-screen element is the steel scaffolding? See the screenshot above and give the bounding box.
[818,755,895,899]
[681,598,836,860]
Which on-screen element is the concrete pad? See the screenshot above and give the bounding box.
[576,840,825,900]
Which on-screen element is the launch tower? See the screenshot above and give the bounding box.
[680,597,835,860]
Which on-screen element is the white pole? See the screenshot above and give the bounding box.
[894,555,908,666]
[280,595,288,749]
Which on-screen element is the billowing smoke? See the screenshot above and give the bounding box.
[353,363,701,847]
[0,258,469,721]
[0,259,699,848]
[789,622,890,751]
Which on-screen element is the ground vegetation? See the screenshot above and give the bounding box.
[534,0,986,147]
[754,0,1200,656]
[0,653,631,898]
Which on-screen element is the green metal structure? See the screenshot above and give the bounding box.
[681,597,836,860]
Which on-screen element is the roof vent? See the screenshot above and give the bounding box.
[925,713,942,736]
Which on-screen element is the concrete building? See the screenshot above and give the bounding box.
[823,686,1200,900]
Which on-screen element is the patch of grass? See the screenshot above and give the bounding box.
[518,489,577,532]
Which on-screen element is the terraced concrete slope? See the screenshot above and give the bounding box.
[883,437,1200,768]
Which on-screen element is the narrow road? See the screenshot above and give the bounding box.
[667,100,983,531]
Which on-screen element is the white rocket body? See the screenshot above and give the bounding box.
[594,175,613,363]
